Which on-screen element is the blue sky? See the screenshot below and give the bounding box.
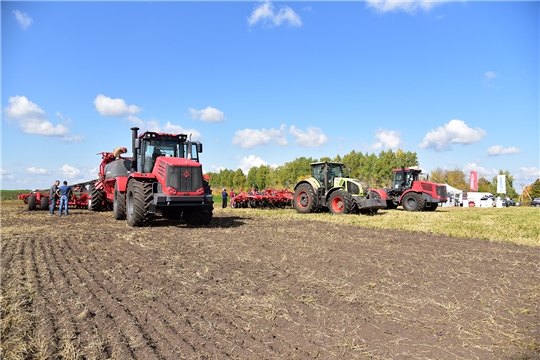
[2,1,539,191]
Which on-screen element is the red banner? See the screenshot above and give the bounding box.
[469,171,478,191]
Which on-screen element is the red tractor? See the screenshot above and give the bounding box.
[88,127,213,227]
[384,167,447,211]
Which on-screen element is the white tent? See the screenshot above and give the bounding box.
[441,184,463,207]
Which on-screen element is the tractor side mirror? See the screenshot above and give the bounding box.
[134,139,140,150]
[197,143,203,153]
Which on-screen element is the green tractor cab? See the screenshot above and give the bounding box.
[293,162,387,215]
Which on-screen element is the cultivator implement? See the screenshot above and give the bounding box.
[19,180,95,211]
[231,188,294,209]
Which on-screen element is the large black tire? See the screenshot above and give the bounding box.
[294,183,317,213]
[126,180,154,227]
[402,192,425,212]
[328,190,355,215]
[89,181,104,211]
[424,202,438,211]
[40,196,49,210]
[182,206,213,225]
[113,182,126,220]
[28,196,37,211]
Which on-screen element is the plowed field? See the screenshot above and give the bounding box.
[2,202,539,359]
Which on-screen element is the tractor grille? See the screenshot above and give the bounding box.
[421,183,434,192]
[347,182,360,195]
[166,166,203,192]
[436,185,447,199]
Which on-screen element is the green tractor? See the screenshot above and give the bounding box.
[293,162,387,215]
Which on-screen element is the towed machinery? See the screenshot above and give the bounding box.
[384,166,447,211]
[89,127,213,227]
[293,162,387,215]
[231,188,294,209]
[19,181,93,211]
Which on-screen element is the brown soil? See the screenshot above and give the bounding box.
[1,203,539,359]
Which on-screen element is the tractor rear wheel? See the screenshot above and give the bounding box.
[126,180,154,227]
[402,192,425,212]
[28,196,37,211]
[89,181,104,211]
[40,196,49,210]
[113,182,126,220]
[328,190,355,215]
[294,183,316,213]
[424,202,438,211]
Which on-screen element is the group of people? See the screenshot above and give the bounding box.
[221,188,236,208]
[49,180,73,216]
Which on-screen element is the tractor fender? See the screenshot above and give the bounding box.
[368,188,388,200]
[115,176,129,192]
[398,189,419,203]
[294,177,320,192]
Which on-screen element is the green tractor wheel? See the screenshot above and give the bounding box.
[328,190,354,215]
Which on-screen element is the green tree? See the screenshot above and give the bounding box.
[492,170,518,198]
[529,178,540,198]
[232,169,246,191]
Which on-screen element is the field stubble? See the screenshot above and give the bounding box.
[1,200,539,359]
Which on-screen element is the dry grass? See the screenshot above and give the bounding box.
[223,205,540,247]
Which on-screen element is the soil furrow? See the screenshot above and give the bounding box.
[56,236,161,360]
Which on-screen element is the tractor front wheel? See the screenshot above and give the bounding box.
[402,192,425,212]
[328,190,354,215]
[126,180,154,227]
[294,184,316,213]
[113,182,126,220]
[424,202,438,211]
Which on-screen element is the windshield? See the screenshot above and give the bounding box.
[139,139,200,173]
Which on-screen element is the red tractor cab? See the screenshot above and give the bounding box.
[385,167,447,211]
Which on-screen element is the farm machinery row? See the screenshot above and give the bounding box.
[19,180,94,211]
[231,188,294,208]
[230,162,447,215]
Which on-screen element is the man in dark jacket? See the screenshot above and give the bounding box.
[49,180,60,215]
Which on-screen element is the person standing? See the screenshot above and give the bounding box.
[49,180,60,215]
[229,188,235,207]
[58,181,72,216]
[221,188,228,209]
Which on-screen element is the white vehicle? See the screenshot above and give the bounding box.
[463,192,495,207]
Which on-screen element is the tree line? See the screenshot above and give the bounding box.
[207,149,419,192]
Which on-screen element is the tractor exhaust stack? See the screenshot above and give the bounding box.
[130,127,139,172]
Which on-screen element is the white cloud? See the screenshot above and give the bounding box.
[238,155,278,174]
[366,0,445,14]
[127,115,145,127]
[419,119,486,151]
[62,135,86,143]
[485,71,498,79]
[487,145,521,156]
[13,10,33,29]
[59,164,81,179]
[514,167,540,186]
[290,125,328,147]
[248,1,302,27]
[163,121,202,141]
[3,96,70,136]
[94,94,141,117]
[463,162,498,180]
[27,167,49,175]
[188,106,226,123]
[232,125,288,148]
[371,128,402,150]
[0,169,15,181]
